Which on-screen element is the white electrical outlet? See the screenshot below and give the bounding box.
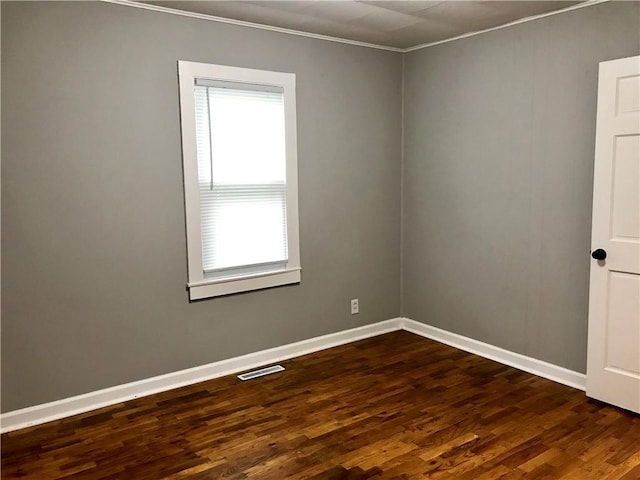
[351,298,359,315]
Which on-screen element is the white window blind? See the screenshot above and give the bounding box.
[193,80,289,279]
[179,61,300,299]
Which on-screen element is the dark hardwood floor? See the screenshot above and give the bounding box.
[2,331,639,479]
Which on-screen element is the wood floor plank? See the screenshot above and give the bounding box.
[2,331,639,479]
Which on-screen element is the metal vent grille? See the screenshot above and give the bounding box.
[237,364,285,381]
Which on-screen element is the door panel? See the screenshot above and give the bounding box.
[616,75,640,115]
[611,136,639,242]
[587,55,640,413]
[605,272,640,375]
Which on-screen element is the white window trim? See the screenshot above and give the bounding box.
[178,61,301,300]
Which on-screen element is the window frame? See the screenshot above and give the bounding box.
[178,61,301,300]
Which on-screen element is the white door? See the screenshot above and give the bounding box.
[586,55,640,413]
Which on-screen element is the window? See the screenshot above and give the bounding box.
[178,61,301,299]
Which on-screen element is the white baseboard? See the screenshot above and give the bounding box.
[0,318,403,433]
[402,318,586,391]
[1,317,587,433]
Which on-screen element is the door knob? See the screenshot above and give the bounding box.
[591,248,607,260]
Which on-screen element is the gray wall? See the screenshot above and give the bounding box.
[402,1,640,373]
[1,1,402,411]
[3,0,639,413]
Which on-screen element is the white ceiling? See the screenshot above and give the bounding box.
[141,1,585,49]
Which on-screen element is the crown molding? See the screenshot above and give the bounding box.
[101,0,610,54]
[404,0,610,52]
[100,0,403,52]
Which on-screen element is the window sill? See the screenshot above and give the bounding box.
[187,268,301,300]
